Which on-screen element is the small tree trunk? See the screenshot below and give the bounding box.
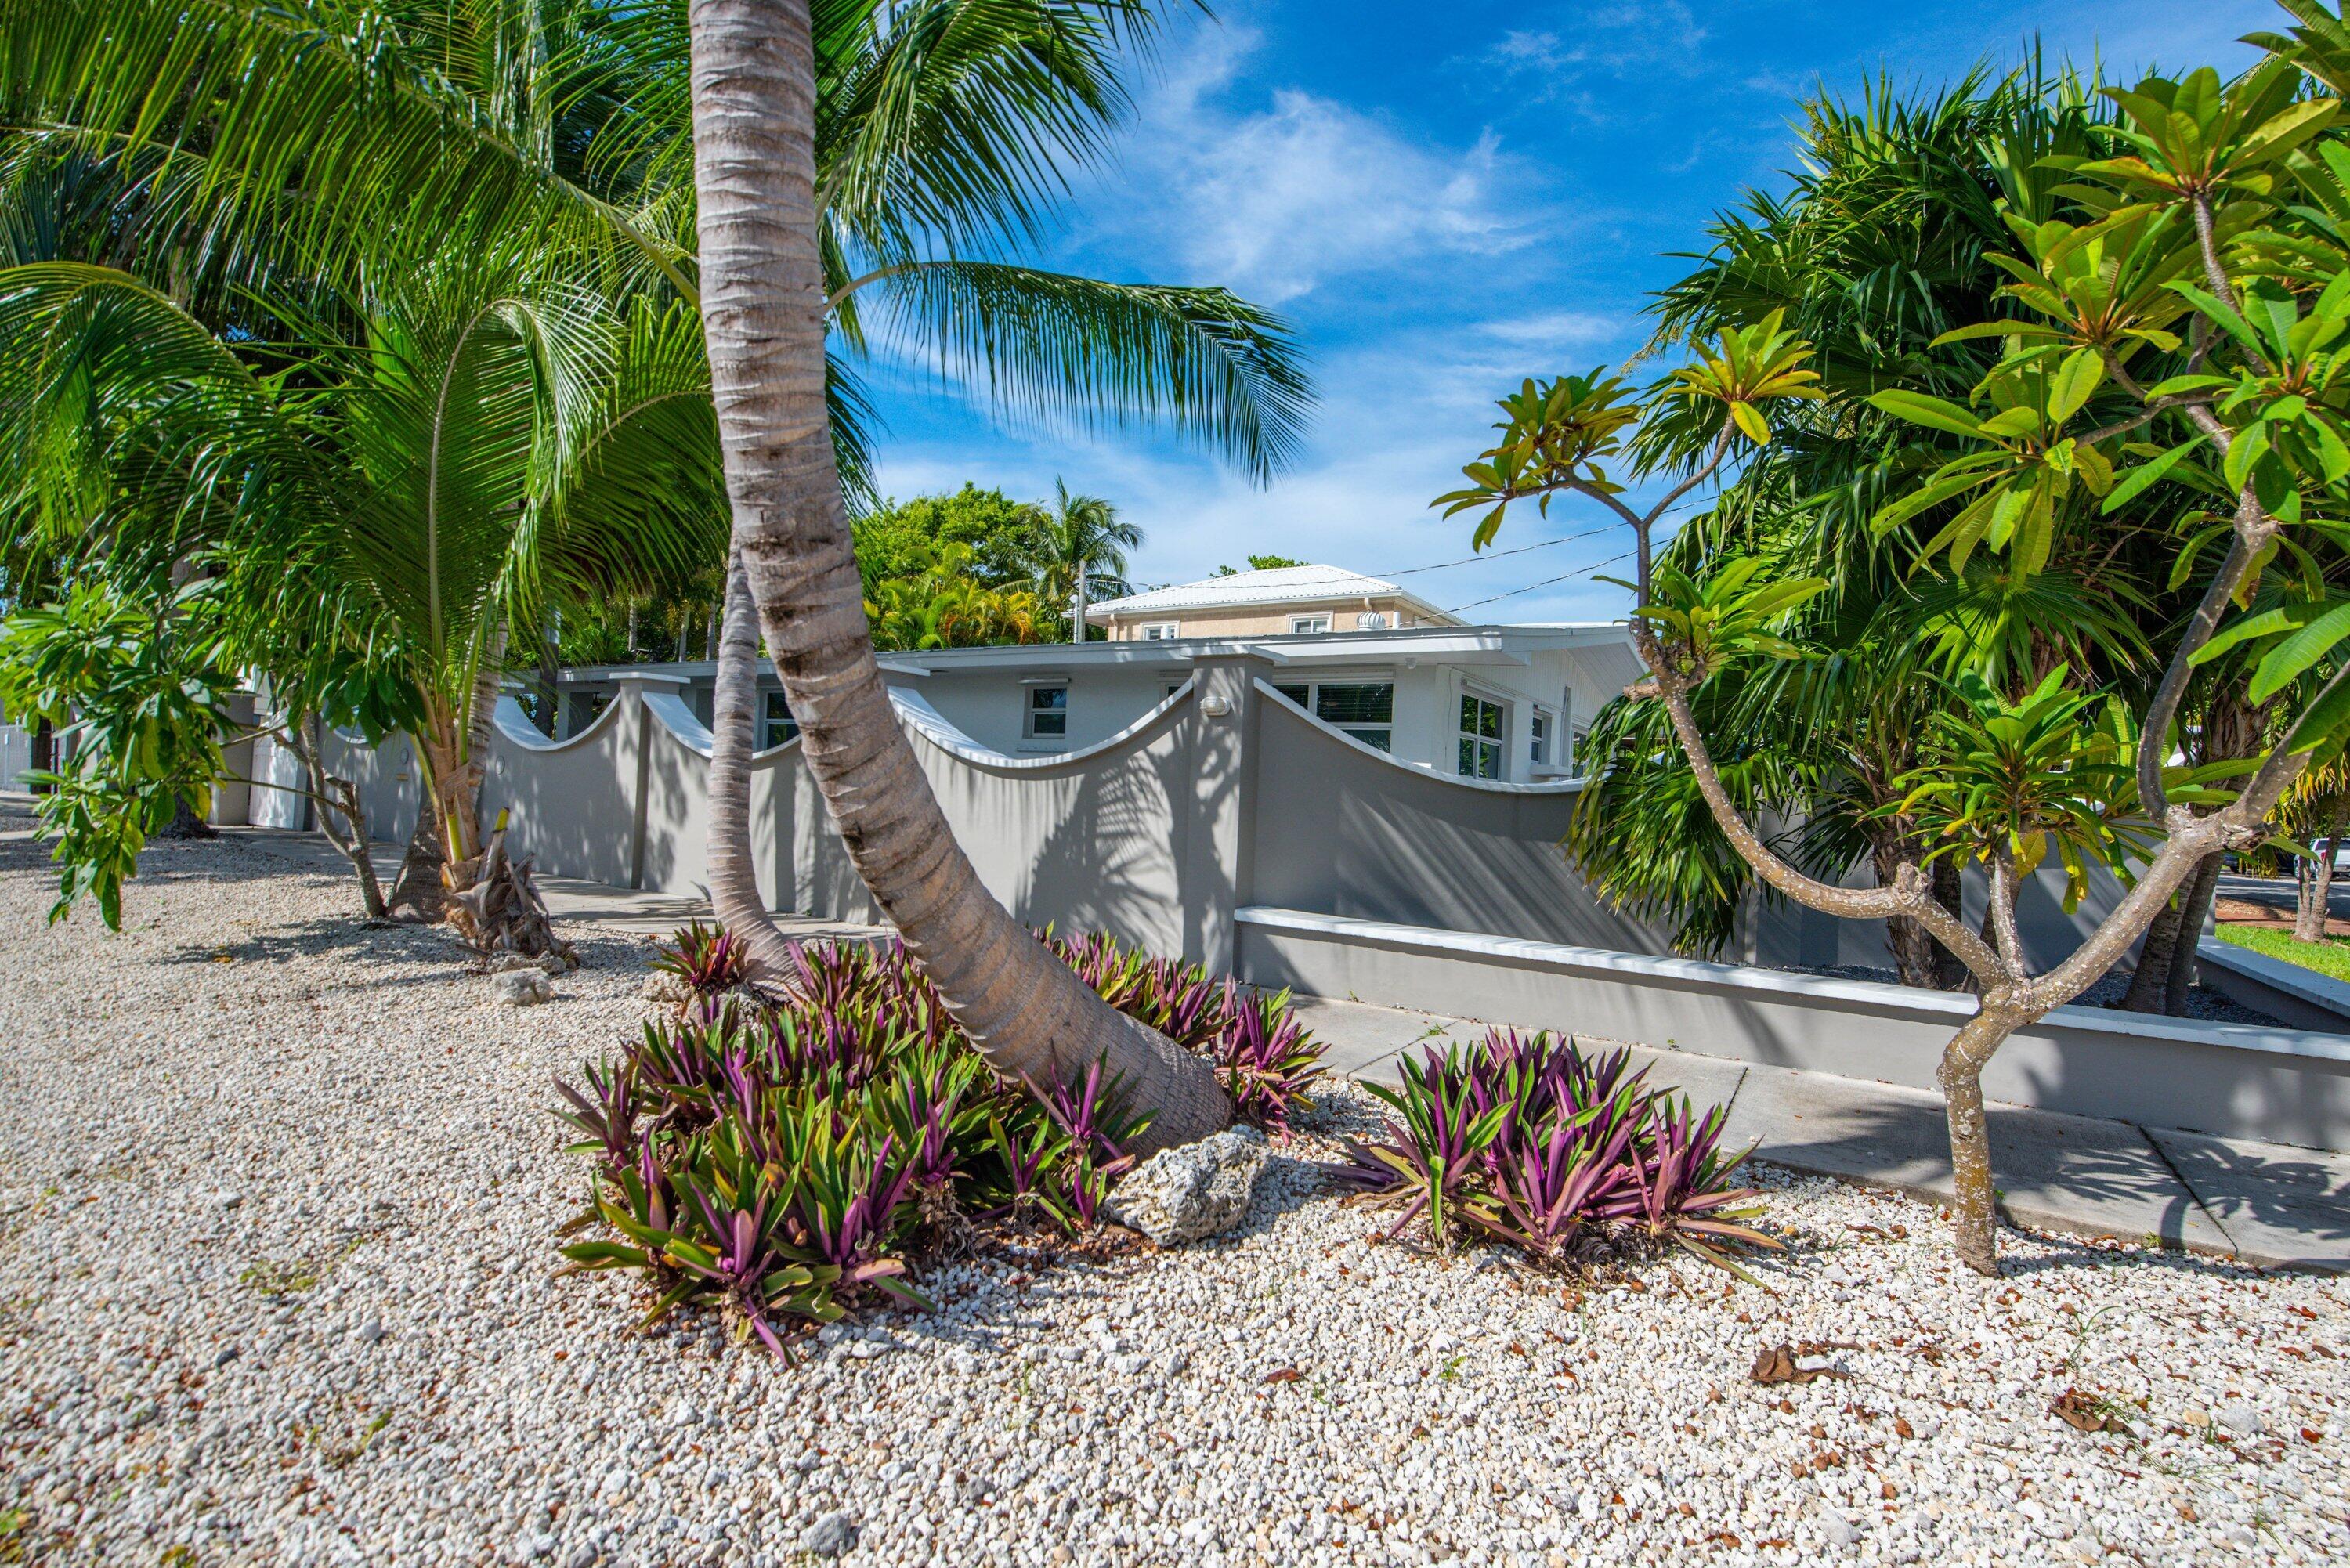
[1870,830,1939,988]
[385,804,448,922]
[533,627,561,738]
[153,795,217,840]
[1938,1005,2023,1276]
[2164,852,2225,1017]
[1930,858,1969,990]
[2121,887,2187,1013]
[286,713,388,919]
[707,546,801,976]
[2297,828,2341,943]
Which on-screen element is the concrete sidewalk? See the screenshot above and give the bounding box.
[1292,995,2350,1275]
[223,828,2350,1274]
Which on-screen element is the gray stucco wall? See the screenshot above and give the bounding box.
[284,653,2350,1150]
[1235,909,2350,1152]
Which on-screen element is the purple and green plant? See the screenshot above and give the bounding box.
[1337,1028,1775,1277]
[1217,985,1328,1135]
[653,919,751,995]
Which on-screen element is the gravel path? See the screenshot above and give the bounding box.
[2,833,2346,1566]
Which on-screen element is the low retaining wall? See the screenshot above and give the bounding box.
[1235,906,2350,1153]
[2194,938,2350,1032]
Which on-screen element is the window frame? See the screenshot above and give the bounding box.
[761,688,800,750]
[1139,621,1181,641]
[1288,613,1332,634]
[1456,685,1507,780]
[1022,681,1070,740]
[1528,705,1554,768]
[1270,677,1394,752]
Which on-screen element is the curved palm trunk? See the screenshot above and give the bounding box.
[707,544,802,976]
[684,0,1228,1153]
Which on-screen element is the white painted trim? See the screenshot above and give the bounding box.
[895,681,1195,774]
[490,692,628,754]
[1255,678,1585,796]
[636,691,803,764]
[1235,905,2350,1066]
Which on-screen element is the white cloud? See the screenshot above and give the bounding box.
[1094,30,1534,303]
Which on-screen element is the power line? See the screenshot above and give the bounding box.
[1441,549,1638,616]
[1368,525,1618,578]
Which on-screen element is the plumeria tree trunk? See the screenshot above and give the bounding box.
[707,545,802,976]
[683,0,1229,1151]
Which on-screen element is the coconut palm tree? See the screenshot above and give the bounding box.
[691,2,1308,997]
[5,0,1303,1140]
[0,254,726,916]
[1025,479,1138,641]
[684,0,1242,1149]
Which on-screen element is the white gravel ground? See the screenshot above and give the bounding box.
[2,832,2347,1567]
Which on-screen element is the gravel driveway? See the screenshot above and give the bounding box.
[2,831,2345,1566]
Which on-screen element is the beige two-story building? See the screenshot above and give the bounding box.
[1085,564,1457,642]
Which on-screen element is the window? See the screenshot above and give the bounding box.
[763,690,799,749]
[1529,709,1553,768]
[1269,681,1393,751]
[1289,614,1332,634]
[1140,621,1181,641]
[1025,683,1068,739]
[1356,610,1389,630]
[1458,692,1504,779]
[1314,681,1393,751]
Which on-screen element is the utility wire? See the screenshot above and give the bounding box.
[1368,525,1617,578]
[1440,547,1640,616]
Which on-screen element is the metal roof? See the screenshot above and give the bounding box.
[1084,564,1455,624]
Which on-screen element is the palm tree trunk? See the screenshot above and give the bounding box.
[2164,852,2225,1017]
[1929,858,1969,991]
[2121,885,2188,1013]
[2296,827,2341,943]
[707,544,801,975]
[684,0,1228,1153]
[1072,568,1087,645]
[533,623,561,738]
[385,799,448,922]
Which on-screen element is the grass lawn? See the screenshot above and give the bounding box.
[2216,919,2350,984]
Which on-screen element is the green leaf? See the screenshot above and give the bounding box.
[2048,349,2103,425]
[2101,438,2204,513]
[1869,468,1994,534]
[2189,605,2303,667]
[2250,600,2350,704]
[1867,389,1987,440]
[2168,282,2265,358]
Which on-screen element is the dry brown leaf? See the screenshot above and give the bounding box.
[1751,1342,1853,1386]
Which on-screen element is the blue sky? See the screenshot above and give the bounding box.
[862,0,2279,623]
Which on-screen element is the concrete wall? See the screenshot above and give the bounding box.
[278,651,2350,1151]
[1237,909,2350,1152]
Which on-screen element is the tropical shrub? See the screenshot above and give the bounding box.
[651,920,751,995]
[555,928,1325,1357]
[1336,1029,1775,1277]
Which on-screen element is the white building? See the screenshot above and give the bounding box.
[552,565,1640,783]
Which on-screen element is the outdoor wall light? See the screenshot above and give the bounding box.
[1199,695,1232,717]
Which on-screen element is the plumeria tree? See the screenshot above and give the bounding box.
[1443,44,2350,1274]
